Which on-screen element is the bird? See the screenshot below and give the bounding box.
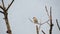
[33,17,38,24]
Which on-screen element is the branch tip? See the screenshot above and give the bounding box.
[41,30,46,34]
[56,19,60,31]
[6,0,14,11]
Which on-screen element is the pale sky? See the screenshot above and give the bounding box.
[0,0,60,34]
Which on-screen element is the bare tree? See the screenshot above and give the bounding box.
[0,0,14,34]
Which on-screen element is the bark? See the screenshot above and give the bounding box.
[4,12,12,34]
[36,25,39,34]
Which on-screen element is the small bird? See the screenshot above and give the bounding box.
[33,17,38,24]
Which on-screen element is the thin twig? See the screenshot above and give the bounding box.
[45,6,49,17]
[41,30,46,34]
[56,19,60,30]
[6,0,14,11]
[40,20,50,25]
[0,11,4,14]
[0,5,4,10]
[2,0,5,9]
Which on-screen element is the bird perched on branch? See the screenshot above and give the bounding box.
[33,17,38,24]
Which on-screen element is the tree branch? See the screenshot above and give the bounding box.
[0,5,4,10]
[2,0,5,9]
[0,0,14,34]
[56,19,60,30]
[0,11,4,14]
[39,20,50,25]
[6,0,14,11]
[42,30,46,34]
[45,6,49,17]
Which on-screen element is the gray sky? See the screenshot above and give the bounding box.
[0,0,60,34]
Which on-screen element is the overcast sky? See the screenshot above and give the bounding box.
[0,0,60,34]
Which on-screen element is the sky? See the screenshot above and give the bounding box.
[0,0,60,34]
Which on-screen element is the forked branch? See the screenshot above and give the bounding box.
[0,0,14,34]
[45,6,53,34]
[0,11,4,14]
[0,5,4,10]
[2,0,5,9]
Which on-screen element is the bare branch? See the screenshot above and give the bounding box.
[0,11,4,14]
[49,6,53,34]
[56,19,60,30]
[50,6,52,17]
[39,20,50,25]
[0,5,4,10]
[45,6,49,17]
[2,0,5,9]
[38,20,50,31]
[6,0,14,11]
[42,30,46,34]
[0,0,14,34]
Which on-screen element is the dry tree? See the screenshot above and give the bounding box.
[0,0,14,34]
